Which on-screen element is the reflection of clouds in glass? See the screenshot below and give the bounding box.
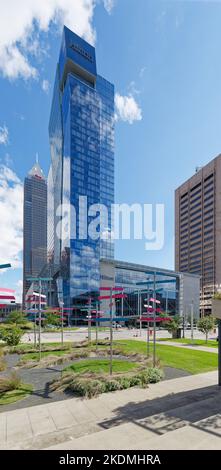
[47,164,54,261]
[71,83,114,145]
[63,156,70,199]
[50,135,62,179]
[70,245,100,296]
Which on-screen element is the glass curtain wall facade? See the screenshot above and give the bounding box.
[114,267,178,319]
[49,26,114,309]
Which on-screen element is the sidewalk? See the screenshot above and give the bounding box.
[155,341,218,354]
[0,370,220,450]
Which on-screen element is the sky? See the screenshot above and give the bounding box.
[1,0,221,302]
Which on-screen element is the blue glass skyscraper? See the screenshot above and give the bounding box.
[49,26,114,309]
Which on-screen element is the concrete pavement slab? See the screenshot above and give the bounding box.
[47,422,158,450]
[64,398,98,424]
[27,406,57,436]
[137,423,221,450]
[47,402,78,430]
[6,409,33,444]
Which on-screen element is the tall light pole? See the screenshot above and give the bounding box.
[153,272,157,368]
[191,301,194,345]
[60,301,64,346]
[27,277,53,361]
[110,287,113,376]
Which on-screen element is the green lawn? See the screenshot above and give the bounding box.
[116,340,218,374]
[10,341,73,353]
[21,349,72,361]
[65,359,138,375]
[0,384,33,405]
[158,338,218,348]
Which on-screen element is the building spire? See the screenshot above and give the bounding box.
[28,156,45,180]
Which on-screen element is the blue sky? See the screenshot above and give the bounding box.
[1,0,221,301]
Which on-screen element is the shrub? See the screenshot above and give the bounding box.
[0,372,21,393]
[118,377,131,389]
[0,327,23,346]
[128,375,142,387]
[68,378,106,398]
[146,367,164,383]
[104,379,122,392]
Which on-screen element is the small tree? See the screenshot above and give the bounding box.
[0,327,23,346]
[43,310,61,328]
[197,316,215,343]
[5,310,28,326]
[164,315,181,339]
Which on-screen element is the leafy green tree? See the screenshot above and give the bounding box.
[164,315,181,339]
[0,327,23,346]
[43,310,61,328]
[5,310,28,326]
[197,316,215,343]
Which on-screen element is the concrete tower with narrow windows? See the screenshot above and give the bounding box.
[23,159,47,304]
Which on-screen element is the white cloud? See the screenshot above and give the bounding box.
[115,93,142,124]
[103,0,115,14]
[128,80,140,96]
[42,79,50,93]
[0,164,23,270]
[0,0,97,80]
[1,154,13,167]
[0,125,9,145]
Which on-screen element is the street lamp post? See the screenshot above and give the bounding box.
[153,273,157,368]
[88,297,92,344]
[96,301,99,353]
[38,279,42,360]
[109,288,113,375]
[191,301,194,345]
[60,302,64,346]
[27,277,53,361]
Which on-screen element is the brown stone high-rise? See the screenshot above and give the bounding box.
[175,154,221,315]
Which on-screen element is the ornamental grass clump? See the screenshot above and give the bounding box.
[51,366,163,399]
[0,371,21,393]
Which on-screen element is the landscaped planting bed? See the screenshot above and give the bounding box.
[50,357,163,398]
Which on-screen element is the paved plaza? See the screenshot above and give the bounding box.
[22,327,218,345]
[0,371,220,450]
